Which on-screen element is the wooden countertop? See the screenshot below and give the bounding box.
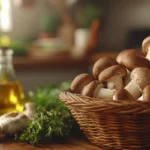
[0,134,103,150]
[13,52,118,71]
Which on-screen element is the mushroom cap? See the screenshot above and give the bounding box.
[131,67,150,90]
[113,89,135,101]
[70,73,95,93]
[142,36,150,55]
[98,65,127,82]
[81,80,101,97]
[116,49,150,70]
[93,57,118,78]
[0,112,29,135]
[143,84,150,101]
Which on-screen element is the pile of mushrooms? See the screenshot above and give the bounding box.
[70,36,150,102]
[0,102,36,136]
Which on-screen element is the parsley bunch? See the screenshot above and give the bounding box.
[16,81,79,145]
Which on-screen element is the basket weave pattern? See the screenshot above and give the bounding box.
[59,91,150,150]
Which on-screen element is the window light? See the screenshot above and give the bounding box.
[0,0,12,32]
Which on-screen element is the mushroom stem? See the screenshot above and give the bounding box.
[107,75,123,90]
[94,85,116,99]
[142,84,150,102]
[24,102,36,119]
[125,80,141,99]
[137,95,143,101]
[146,47,150,60]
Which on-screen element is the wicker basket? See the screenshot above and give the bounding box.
[59,90,150,150]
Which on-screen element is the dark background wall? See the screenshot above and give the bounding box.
[100,0,150,51]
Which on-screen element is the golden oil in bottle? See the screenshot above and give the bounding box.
[0,48,25,115]
[0,81,25,115]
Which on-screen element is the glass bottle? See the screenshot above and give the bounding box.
[0,49,25,115]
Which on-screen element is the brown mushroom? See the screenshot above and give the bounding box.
[81,80,115,99]
[98,65,127,90]
[125,67,150,99]
[93,57,118,78]
[116,49,150,71]
[142,36,150,60]
[113,89,135,101]
[81,80,101,97]
[70,73,95,93]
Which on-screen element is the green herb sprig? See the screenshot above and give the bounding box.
[15,81,79,145]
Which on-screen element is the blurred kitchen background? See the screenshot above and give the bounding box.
[0,0,150,93]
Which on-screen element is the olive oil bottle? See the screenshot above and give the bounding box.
[0,49,25,115]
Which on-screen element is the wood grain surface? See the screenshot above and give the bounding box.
[0,134,103,150]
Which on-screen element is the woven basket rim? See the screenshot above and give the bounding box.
[59,90,150,114]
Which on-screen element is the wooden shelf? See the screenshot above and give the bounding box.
[13,52,118,71]
[90,52,118,64]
